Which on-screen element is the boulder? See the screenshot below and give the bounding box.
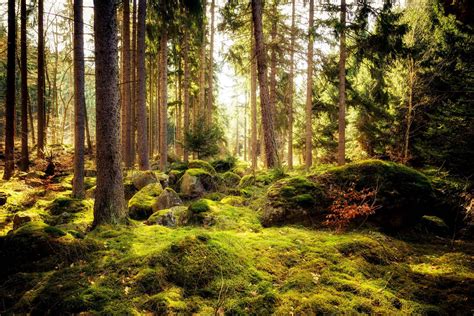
[221,171,241,187]
[188,160,216,175]
[146,206,189,227]
[179,168,216,198]
[128,183,163,220]
[0,192,9,206]
[12,213,41,230]
[131,171,158,190]
[47,197,92,216]
[152,188,182,212]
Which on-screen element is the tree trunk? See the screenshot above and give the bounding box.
[20,0,29,172]
[122,0,133,167]
[72,0,86,198]
[93,0,126,226]
[207,0,215,126]
[136,0,149,170]
[159,29,168,170]
[288,0,295,170]
[183,28,190,163]
[250,26,257,170]
[37,0,45,159]
[4,0,16,180]
[404,57,415,164]
[251,0,278,168]
[269,3,277,116]
[130,0,137,166]
[337,0,346,166]
[304,0,314,169]
[199,1,206,122]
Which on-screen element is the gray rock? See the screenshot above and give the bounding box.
[152,188,182,212]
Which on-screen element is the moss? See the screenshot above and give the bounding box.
[47,196,92,216]
[169,161,189,171]
[211,156,237,173]
[135,267,167,294]
[186,167,211,177]
[203,192,225,201]
[189,199,211,213]
[143,287,188,314]
[221,171,242,187]
[188,160,216,175]
[239,174,256,188]
[128,183,163,220]
[221,195,246,207]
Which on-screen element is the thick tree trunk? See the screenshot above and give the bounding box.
[251,0,278,168]
[93,0,126,226]
[337,0,346,166]
[183,29,190,163]
[122,0,132,167]
[37,0,45,159]
[73,0,86,198]
[4,0,16,180]
[304,0,314,169]
[159,29,168,170]
[20,0,29,172]
[136,0,149,170]
[288,0,295,170]
[207,0,215,126]
[250,26,257,170]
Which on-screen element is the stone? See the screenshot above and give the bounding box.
[146,206,189,227]
[128,183,163,220]
[179,168,216,198]
[152,188,182,212]
[131,171,158,190]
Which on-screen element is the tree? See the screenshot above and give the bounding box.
[72,0,86,198]
[305,0,314,169]
[93,0,126,226]
[4,0,16,180]
[136,0,149,170]
[251,0,278,168]
[159,27,168,170]
[337,0,346,165]
[37,0,45,159]
[287,0,295,169]
[250,26,257,170]
[183,27,190,163]
[20,0,29,172]
[122,0,133,168]
[207,0,215,126]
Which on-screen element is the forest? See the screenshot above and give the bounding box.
[0,0,473,314]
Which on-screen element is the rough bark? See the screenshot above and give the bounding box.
[250,26,257,170]
[251,0,279,168]
[199,1,206,122]
[93,0,126,226]
[207,0,215,126]
[4,0,16,180]
[122,0,133,167]
[305,0,314,169]
[183,29,190,163]
[337,0,346,166]
[288,0,295,170]
[73,0,86,198]
[20,0,29,172]
[37,0,45,159]
[130,0,137,166]
[136,0,149,170]
[159,29,168,170]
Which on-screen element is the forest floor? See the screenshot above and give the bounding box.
[0,155,473,314]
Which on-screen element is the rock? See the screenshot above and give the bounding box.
[211,157,236,173]
[168,170,185,188]
[155,172,170,188]
[146,206,189,227]
[188,160,216,175]
[152,188,182,212]
[0,192,9,206]
[131,171,158,190]
[128,183,163,220]
[221,195,246,206]
[12,213,40,230]
[221,171,241,187]
[47,197,92,216]
[179,168,217,198]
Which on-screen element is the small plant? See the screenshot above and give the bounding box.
[324,183,380,232]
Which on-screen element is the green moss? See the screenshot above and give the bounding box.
[189,199,211,213]
[211,156,237,173]
[221,171,242,187]
[143,287,188,314]
[188,160,216,174]
[169,161,189,171]
[47,196,92,216]
[239,174,256,187]
[203,192,225,201]
[221,195,246,207]
[128,183,163,220]
[186,168,211,177]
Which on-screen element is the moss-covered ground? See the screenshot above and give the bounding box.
[0,164,473,315]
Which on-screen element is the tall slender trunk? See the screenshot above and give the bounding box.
[20,0,29,172]
[136,0,149,170]
[269,3,277,116]
[337,0,346,166]
[4,0,16,180]
[199,1,206,122]
[93,0,126,226]
[251,0,278,168]
[37,0,45,158]
[183,29,190,163]
[130,0,137,166]
[84,101,92,153]
[404,57,415,163]
[28,86,35,145]
[156,52,161,155]
[159,29,168,170]
[304,0,314,169]
[207,0,215,126]
[122,0,132,167]
[250,26,257,170]
[73,0,86,198]
[287,0,295,170]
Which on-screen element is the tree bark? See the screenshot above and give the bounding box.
[207,0,215,126]
[288,0,295,170]
[4,0,16,180]
[337,0,346,166]
[250,26,257,170]
[93,0,126,226]
[122,0,133,167]
[159,29,168,170]
[136,0,149,170]
[183,28,190,163]
[37,0,45,159]
[20,0,29,172]
[130,0,137,166]
[199,1,206,123]
[305,0,314,169]
[251,0,278,168]
[73,0,86,198]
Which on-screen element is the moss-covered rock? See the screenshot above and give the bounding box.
[262,176,330,227]
[145,206,189,227]
[221,195,247,207]
[221,171,241,187]
[239,174,256,188]
[47,196,92,216]
[131,170,158,190]
[188,160,216,175]
[316,160,437,229]
[128,183,163,220]
[151,188,182,212]
[179,168,217,198]
[143,287,188,314]
[211,156,236,173]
